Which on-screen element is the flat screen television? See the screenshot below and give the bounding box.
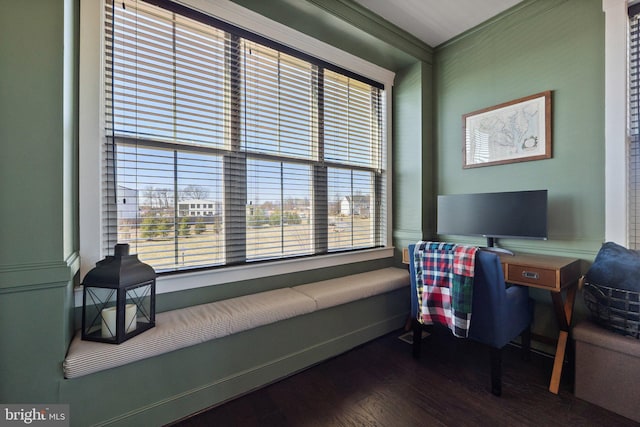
[437,189,548,253]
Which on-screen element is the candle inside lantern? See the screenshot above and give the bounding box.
[101,304,137,338]
[125,303,137,333]
[101,306,116,338]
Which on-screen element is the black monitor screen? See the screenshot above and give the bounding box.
[437,190,548,241]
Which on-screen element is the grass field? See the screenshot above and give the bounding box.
[119,218,373,271]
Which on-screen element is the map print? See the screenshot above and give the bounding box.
[465,95,547,166]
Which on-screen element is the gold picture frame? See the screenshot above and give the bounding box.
[463,91,552,168]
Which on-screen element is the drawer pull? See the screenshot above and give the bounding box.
[522,271,539,280]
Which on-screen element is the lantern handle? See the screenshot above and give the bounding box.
[114,243,130,257]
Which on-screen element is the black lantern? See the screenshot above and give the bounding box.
[81,244,156,344]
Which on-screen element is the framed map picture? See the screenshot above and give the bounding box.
[463,91,552,168]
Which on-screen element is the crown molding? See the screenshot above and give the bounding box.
[306,0,434,64]
[436,0,569,50]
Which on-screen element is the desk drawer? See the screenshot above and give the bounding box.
[507,265,557,288]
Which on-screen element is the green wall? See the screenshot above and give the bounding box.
[0,0,78,403]
[434,0,605,258]
[0,0,610,424]
[433,0,605,346]
[393,61,434,250]
[0,1,419,425]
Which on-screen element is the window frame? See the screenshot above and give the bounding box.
[603,0,629,246]
[79,0,395,297]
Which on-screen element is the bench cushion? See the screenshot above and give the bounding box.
[293,267,409,310]
[63,267,409,379]
[64,288,316,379]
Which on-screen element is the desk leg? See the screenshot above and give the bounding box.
[548,285,577,394]
[549,330,568,393]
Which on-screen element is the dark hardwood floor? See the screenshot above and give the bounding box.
[168,328,638,427]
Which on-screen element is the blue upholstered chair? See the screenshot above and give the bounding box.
[408,244,534,396]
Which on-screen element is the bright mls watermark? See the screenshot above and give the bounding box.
[0,405,69,427]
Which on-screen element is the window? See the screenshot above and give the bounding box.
[101,0,388,273]
[630,3,640,248]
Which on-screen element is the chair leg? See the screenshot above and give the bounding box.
[412,318,422,359]
[490,347,502,397]
[521,326,532,361]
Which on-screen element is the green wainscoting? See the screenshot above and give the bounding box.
[0,0,79,408]
[59,289,409,426]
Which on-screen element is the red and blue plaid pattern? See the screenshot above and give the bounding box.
[413,241,478,338]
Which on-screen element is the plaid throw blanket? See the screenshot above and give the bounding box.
[413,241,478,338]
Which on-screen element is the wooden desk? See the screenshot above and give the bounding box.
[403,247,582,393]
[498,253,582,394]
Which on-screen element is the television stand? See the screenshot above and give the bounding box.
[481,237,515,256]
[479,246,515,256]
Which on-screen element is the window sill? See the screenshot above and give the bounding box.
[74,247,394,307]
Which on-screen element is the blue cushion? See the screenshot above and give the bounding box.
[585,242,640,292]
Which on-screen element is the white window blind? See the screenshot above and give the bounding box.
[104,0,386,272]
[629,4,640,249]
